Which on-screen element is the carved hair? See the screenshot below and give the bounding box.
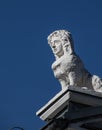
[47,30,74,55]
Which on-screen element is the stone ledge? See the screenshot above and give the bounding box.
[36,86,102,121]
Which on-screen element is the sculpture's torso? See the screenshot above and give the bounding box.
[52,53,92,89]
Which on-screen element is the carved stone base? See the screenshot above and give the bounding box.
[36,86,102,130]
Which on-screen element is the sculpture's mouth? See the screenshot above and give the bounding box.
[54,48,57,52]
[53,48,58,53]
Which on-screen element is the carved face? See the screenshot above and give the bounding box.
[50,37,64,57]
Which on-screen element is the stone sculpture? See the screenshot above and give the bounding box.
[47,30,102,92]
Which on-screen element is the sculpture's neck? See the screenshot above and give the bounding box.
[64,46,75,56]
[54,50,64,60]
[55,47,75,60]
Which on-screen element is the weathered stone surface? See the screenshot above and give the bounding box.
[48,30,102,92]
[38,86,102,130]
[36,86,102,121]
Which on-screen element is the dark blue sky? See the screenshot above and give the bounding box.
[0,0,102,130]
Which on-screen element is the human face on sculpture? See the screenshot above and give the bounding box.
[51,37,64,57]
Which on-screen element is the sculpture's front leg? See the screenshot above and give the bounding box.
[68,72,77,86]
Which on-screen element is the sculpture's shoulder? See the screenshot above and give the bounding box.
[61,53,82,65]
[51,53,81,71]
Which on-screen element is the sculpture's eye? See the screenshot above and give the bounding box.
[64,39,68,42]
[62,38,68,42]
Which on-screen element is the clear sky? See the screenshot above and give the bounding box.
[0,0,102,130]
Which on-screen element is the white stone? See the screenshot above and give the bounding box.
[48,30,102,92]
[36,86,102,121]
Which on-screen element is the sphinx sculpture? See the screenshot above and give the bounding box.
[47,30,102,92]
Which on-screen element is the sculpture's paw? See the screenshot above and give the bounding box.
[82,87,88,90]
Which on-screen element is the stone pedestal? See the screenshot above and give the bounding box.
[36,86,102,130]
